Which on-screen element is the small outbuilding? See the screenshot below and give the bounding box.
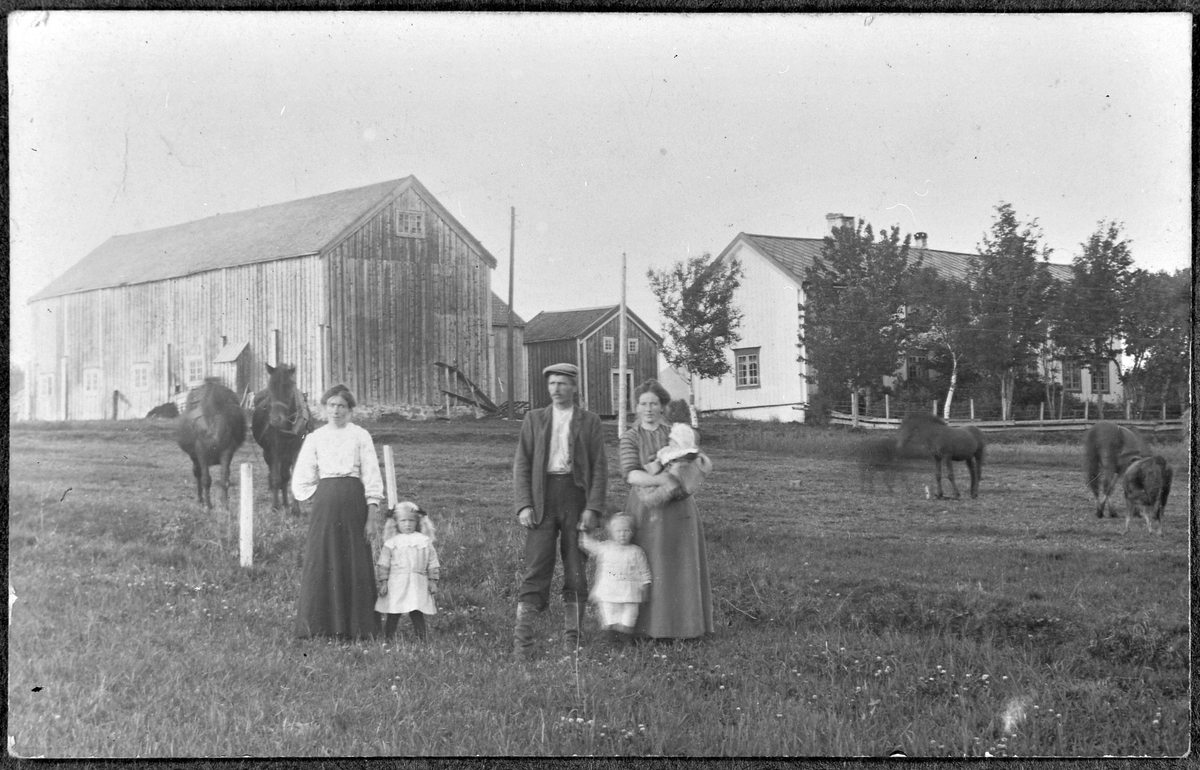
[489,293,527,407]
[523,305,662,416]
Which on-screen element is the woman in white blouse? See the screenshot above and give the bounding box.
[291,384,384,639]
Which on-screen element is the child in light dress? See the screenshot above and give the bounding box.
[638,399,712,508]
[375,502,440,641]
[579,513,651,646]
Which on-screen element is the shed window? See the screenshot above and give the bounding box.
[83,368,101,394]
[602,336,614,353]
[132,363,151,391]
[735,347,760,389]
[185,356,206,386]
[394,209,425,238]
[627,338,639,354]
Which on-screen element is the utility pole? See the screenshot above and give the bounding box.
[618,253,628,436]
[507,207,515,421]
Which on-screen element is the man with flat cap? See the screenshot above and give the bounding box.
[512,362,608,658]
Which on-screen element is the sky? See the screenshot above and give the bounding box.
[8,11,1192,368]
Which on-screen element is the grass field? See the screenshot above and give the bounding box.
[7,416,1190,757]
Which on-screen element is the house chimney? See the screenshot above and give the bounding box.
[826,213,854,235]
[914,232,928,250]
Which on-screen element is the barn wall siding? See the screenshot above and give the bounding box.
[324,191,492,409]
[580,316,661,417]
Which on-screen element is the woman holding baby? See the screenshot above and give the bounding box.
[619,379,714,641]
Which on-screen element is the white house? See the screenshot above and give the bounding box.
[693,214,1088,422]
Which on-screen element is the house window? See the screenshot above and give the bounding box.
[602,336,614,353]
[1089,363,1109,394]
[906,354,927,381]
[185,356,206,386]
[83,368,101,394]
[38,374,54,401]
[735,347,760,389]
[394,209,425,238]
[1063,363,1083,392]
[132,363,151,391]
[627,338,639,354]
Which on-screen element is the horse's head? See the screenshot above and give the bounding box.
[264,364,308,435]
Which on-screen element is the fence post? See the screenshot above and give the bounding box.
[1084,399,1089,421]
[931,400,937,416]
[885,394,890,422]
[239,463,253,567]
[383,446,398,510]
[1039,402,1044,424]
[851,391,859,428]
[970,399,975,421]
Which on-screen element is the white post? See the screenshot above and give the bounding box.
[885,394,890,422]
[970,398,975,421]
[931,399,937,416]
[239,463,253,567]
[1039,402,1045,423]
[383,445,398,511]
[851,390,859,428]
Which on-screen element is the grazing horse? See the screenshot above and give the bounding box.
[1120,455,1173,536]
[251,363,311,513]
[896,413,986,499]
[176,378,247,508]
[1082,420,1148,518]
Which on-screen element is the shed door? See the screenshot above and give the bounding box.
[611,369,633,417]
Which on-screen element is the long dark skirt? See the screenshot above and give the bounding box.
[295,477,380,639]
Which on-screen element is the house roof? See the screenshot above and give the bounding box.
[31,176,498,302]
[524,305,663,345]
[491,294,526,327]
[734,234,1073,284]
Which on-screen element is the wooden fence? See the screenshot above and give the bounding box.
[828,410,1186,434]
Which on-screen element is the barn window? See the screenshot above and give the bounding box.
[1089,363,1109,394]
[1062,363,1083,392]
[394,209,425,239]
[83,368,101,394]
[603,336,614,353]
[627,338,639,355]
[132,363,151,391]
[185,356,206,386]
[735,347,760,389]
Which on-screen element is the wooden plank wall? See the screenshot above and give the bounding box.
[324,189,492,408]
[525,339,578,410]
[28,256,325,420]
[580,315,661,416]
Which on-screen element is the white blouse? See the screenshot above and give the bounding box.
[290,422,385,505]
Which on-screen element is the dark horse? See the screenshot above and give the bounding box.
[1082,420,1148,518]
[1120,455,1173,536]
[896,413,986,499]
[176,378,247,508]
[251,363,311,513]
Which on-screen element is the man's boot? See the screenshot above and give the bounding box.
[563,602,584,653]
[513,602,537,659]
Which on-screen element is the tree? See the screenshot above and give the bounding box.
[800,220,922,416]
[1121,268,1188,418]
[647,253,744,387]
[1052,221,1136,418]
[907,267,974,418]
[1133,267,1190,418]
[966,203,1058,421]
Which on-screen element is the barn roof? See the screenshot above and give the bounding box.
[491,294,526,327]
[524,305,663,345]
[31,176,498,302]
[734,234,1073,283]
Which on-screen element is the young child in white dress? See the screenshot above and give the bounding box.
[375,502,440,641]
[638,399,712,508]
[579,513,651,646]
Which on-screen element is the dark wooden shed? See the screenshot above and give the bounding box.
[523,306,663,417]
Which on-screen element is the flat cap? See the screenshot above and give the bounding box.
[543,362,579,379]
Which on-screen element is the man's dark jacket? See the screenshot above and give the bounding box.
[513,404,607,526]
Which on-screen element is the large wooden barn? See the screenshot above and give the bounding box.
[25,176,498,420]
[523,306,662,417]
